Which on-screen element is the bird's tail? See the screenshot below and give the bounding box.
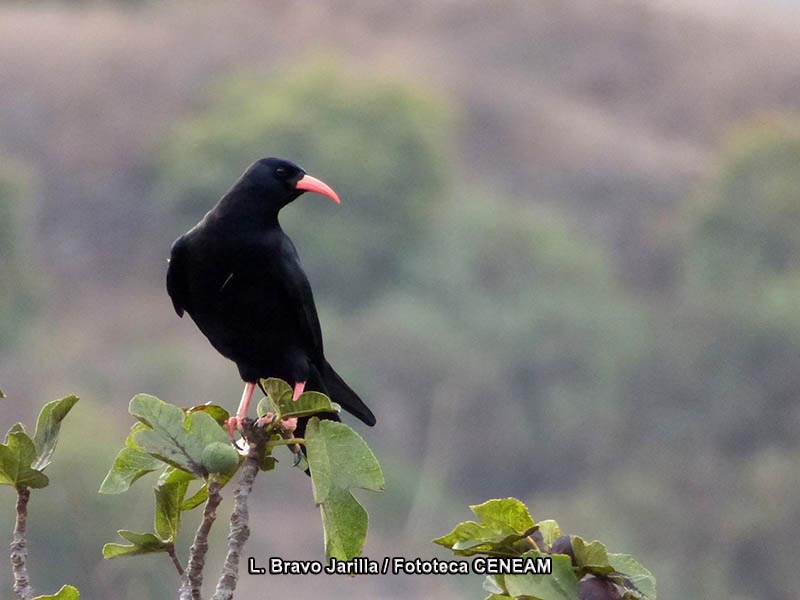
[320,360,376,426]
[293,362,374,477]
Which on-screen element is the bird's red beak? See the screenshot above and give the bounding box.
[295,174,340,204]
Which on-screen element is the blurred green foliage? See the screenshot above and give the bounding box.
[679,120,800,449]
[402,198,645,484]
[689,120,800,288]
[155,62,451,308]
[0,162,37,351]
[609,119,800,600]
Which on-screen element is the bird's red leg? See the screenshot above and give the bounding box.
[228,381,256,440]
[281,381,305,434]
[277,380,307,459]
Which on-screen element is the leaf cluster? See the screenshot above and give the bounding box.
[100,380,383,564]
[0,395,78,491]
[99,393,239,559]
[435,498,655,600]
[1,394,81,599]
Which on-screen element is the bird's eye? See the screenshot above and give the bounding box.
[275,166,289,178]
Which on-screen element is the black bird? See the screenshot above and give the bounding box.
[166,157,376,439]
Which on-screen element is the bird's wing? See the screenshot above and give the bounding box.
[166,237,188,317]
[274,247,325,363]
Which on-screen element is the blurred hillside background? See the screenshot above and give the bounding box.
[1,1,799,598]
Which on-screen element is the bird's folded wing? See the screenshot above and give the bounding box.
[274,254,325,363]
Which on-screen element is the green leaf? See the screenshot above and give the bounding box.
[572,536,614,577]
[130,394,230,476]
[98,447,162,494]
[253,440,278,472]
[608,553,657,600]
[256,396,278,420]
[31,395,79,471]
[32,584,80,599]
[471,498,535,535]
[503,550,579,600]
[278,391,340,420]
[305,418,383,561]
[261,378,293,403]
[185,404,230,426]
[125,423,151,450]
[484,596,513,600]
[256,379,342,422]
[256,378,292,419]
[305,418,384,503]
[434,509,537,556]
[434,521,511,555]
[0,430,49,489]
[180,485,208,511]
[483,574,507,594]
[319,487,369,562]
[434,497,540,556]
[154,469,192,540]
[260,456,277,471]
[102,530,169,558]
[537,520,562,549]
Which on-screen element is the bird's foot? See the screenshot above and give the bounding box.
[256,412,276,427]
[248,382,305,452]
[227,415,247,450]
[284,432,301,455]
[255,412,295,430]
[280,419,301,454]
[227,415,241,438]
[260,415,298,434]
[254,414,300,453]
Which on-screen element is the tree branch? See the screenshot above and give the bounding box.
[179,477,223,600]
[167,543,185,577]
[10,487,33,600]
[211,444,260,600]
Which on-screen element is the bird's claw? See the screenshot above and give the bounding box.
[229,390,300,454]
[227,415,246,450]
[255,414,300,454]
[256,412,276,427]
[255,413,297,434]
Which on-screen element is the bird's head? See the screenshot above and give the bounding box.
[238,157,340,213]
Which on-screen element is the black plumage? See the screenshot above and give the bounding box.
[166,157,375,432]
